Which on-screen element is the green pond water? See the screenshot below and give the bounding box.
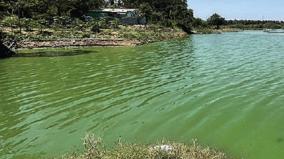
[0,31,284,159]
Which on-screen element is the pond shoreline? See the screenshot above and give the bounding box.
[0,24,188,58]
[12,32,188,57]
[16,38,142,49]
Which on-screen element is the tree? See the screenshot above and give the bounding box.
[207,13,225,29]
[192,18,208,28]
[121,0,193,33]
[139,2,152,24]
[0,0,194,33]
[70,0,105,18]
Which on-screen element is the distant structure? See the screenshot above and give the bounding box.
[88,8,146,25]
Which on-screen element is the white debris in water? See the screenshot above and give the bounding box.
[153,145,174,152]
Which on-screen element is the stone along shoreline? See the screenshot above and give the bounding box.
[17,38,142,49]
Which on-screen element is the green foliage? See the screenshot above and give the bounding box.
[120,0,194,33]
[207,13,226,29]
[139,2,152,23]
[91,23,100,33]
[110,19,120,29]
[193,18,208,28]
[104,0,193,32]
[1,15,18,27]
[226,20,284,29]
[82,33,91,38]
[53,16,72,27]
[22,18,39,31]
[1,0,105,19]
[98,19,109,29]
[1,0,194,33]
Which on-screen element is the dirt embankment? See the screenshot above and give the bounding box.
[17,38,142,49]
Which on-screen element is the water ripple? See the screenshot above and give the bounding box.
[0,32,284,159]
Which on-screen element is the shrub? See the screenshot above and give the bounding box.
[1,16,18,28]
[110,19,120,29]
[82,33,90,38]
[91,23,100,33]
[98,19,108,29]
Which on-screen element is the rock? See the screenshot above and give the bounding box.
[0,41,15,58]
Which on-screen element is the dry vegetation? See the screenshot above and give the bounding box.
[1,24,187,48]
[59,134,228,159]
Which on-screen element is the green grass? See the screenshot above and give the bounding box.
[60,134,228,159]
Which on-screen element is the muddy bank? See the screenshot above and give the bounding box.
[17,38,142,49]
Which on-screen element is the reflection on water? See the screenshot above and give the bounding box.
[15,49,95,57]
[0,31,284,159]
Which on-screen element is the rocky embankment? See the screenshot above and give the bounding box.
[17,38,142,49]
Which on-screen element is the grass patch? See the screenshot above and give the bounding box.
[60,134,228,159]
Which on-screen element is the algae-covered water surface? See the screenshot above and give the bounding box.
[0,31,284,159]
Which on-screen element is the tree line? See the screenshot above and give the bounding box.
[0,0,194,32]
[120,0,194,32]
[1,0,283,36]
[193,13,284,29]
[0,0,104,18]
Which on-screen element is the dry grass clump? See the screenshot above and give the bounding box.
[61,134,228,159]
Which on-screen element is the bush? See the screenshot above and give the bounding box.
[110,19,120,29]
[1,16,18,28]
[82,33,90,38]
[91,23,100,33]
[193,18,208,28]
[98,19,108,29]
[53,16,72,27]
[22,18,37,32]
